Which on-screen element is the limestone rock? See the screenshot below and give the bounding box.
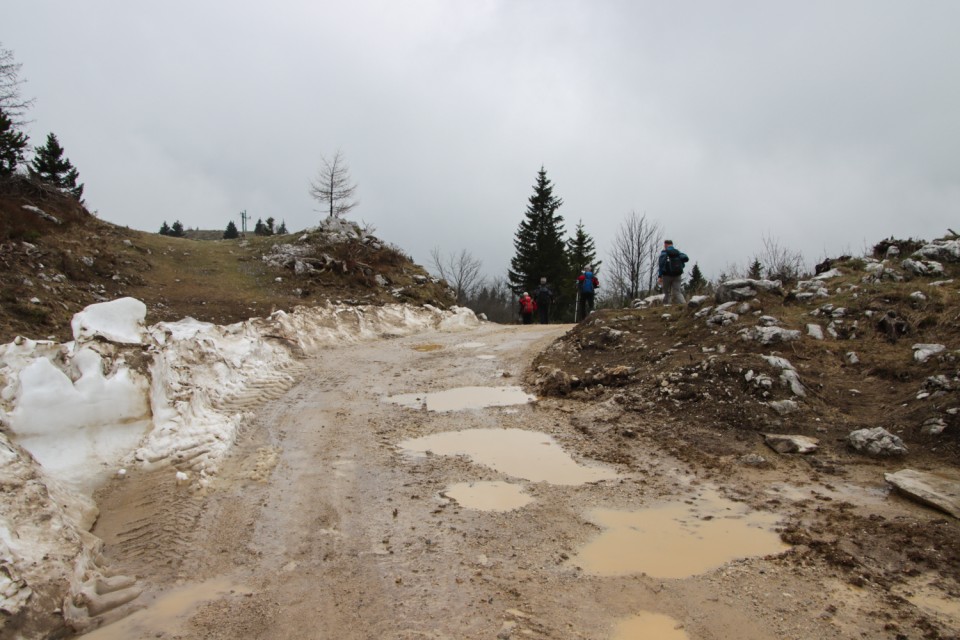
[885,469,960,518]
[767,399,799,415]
[715,278,782,303]
[912,343,946,363]
[848,427,908,457]
[764,433,819,454]
[913,239,960,263]
[739,326,802,345]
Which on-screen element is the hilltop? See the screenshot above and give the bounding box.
[0,182,454,345]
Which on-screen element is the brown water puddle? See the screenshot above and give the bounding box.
[573,488,788,578]
[893,579,960,628]
[612,611,689,639]
[83,578,251,639]
[386,386,535,412]
[443,481,533,511]
[412,343,443,352]
[400,428,619,485]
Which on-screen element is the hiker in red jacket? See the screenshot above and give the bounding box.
[518,292,537,325]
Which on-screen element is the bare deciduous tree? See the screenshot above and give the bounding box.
[430,247,483,304]
[755,233,806,283]
[0,44,33,124]
[309,149,358,219]
[607,211,663,305]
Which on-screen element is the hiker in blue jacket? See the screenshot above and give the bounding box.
[658,240,689,306]
[576,267,599,321]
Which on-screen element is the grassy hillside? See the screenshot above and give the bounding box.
[0,180,454,344]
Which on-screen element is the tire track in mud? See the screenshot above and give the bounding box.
[92,361,312,584]
[94,469,204,575]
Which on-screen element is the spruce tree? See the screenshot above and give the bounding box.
[747,258,763,280]
[277,220,288,234]
[170,220,185,237]
[685,263,707,293]
[159,221,171,236]
[566,219,601,275]
[0,107,28,177]
[223,221,239,239]
[254,218,266,236]
[29,132,84,199]
[265,216,275,235]
[508,167,570,296]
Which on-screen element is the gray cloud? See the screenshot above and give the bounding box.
[6,0,959,281]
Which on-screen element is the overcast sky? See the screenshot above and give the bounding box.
[5,1,958,282]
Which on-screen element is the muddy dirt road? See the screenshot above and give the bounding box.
[85,322,935,639]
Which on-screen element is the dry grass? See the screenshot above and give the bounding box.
[0,189,453,343]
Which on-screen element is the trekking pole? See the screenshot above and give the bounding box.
[574,288,580,322]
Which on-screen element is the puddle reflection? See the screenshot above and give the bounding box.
[400,428,618,485]
[573,489,788,578]
[443,481,533,511]
[386,386,535,412]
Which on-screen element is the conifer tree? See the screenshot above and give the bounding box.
[508,168,570,302]
[265,217,275,235]
[277,220,288,234]
[747,258,763,280]
[223,221,239,239]
[170,220,185,237]
[685,263,708,293]
[254,218,267,236]
[566,219,601,275]
[0,107,27,177]
[159,221,171,236]
[29,132,84,199]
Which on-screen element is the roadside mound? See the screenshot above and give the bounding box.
[532,248,959,466]
[0,185,454,345]
[529,242,960,638]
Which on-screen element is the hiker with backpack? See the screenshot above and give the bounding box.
[658,240,689,305]
[576,267,599,321]
[518,291,537,325]
[533,277,554,324]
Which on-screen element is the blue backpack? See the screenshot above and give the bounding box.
[581,272,595,293]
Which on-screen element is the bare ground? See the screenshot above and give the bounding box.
[86,322,960,640]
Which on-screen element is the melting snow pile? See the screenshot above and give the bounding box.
[0,297,479,635]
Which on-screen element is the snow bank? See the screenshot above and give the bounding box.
[0,298,479,634]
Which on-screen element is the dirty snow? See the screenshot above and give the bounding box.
[0,297,479,629]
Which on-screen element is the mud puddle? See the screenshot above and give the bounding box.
[82,577,251,639]
[572,488,788,578]
[612,611,689,639]
[442,481,533,511]
[400,428,619,485]
[386,386,535,411]
[893,579,960,628]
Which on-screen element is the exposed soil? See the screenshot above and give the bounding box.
[85,321,959,639]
